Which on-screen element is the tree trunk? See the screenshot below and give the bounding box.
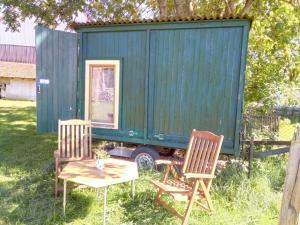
[224,0,236,15]
[223,0,253,17]
[186,0,193,16]
[239,0,254,17]
[157,0,168,17]
[174,0,192,17]
[279,126,300,225]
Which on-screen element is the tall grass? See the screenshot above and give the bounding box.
[0,100,286,225]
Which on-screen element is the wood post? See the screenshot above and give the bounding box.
[131,180,135,198]
[63,180,67,216]
[248,136,254,178]
[103,186,108,225]
[279,126,300,225]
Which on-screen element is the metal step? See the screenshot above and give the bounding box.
[108,146,134,158]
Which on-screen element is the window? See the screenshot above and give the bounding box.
[85,60,120,129]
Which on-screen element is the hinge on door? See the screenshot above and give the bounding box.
[37,84,41,94]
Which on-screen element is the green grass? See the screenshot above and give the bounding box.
[279,119,296,141]
[0,100,286,225]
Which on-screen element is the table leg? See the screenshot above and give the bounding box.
[103,186,108,225]
[131,180,135,198]
[63,180,67,216]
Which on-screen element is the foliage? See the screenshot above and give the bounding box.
[1,0,299,109]
[0,0,255,29]
[0,100,287,224]
[245,1,300,109]
[0,0,255,30]
[93,148,110,159]
[0,0,83,31]
[0,0,149,31]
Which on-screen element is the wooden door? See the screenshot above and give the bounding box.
[35,26,78,132]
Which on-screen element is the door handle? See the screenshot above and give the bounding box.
[37,84,41,94]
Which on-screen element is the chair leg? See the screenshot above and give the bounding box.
[156,196,184,220]
[205,192,214,211]
[55,177,58,198]
[182,180,200,225]
[162,165,171,182]
[199,180,214,211]
[155,165,170,203]
[55,157,59,198]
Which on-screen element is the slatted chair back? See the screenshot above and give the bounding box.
[182,129,223,189]
[58,119,92,160]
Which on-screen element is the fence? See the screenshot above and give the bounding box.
[279,126,300,225]
[242,110,299,177]
[242,110,300,142]
[242,114,280,139]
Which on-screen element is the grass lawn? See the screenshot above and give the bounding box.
[0,100,287,225]
[279,120,297,141]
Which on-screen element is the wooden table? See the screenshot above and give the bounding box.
[58,158,139,224]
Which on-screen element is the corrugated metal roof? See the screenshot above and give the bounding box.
[71,15,252,29]
[0,44,36,64]
[0,61,36,79]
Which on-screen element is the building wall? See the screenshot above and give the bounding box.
[2,79,36,101]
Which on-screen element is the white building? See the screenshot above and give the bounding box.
[0,19,36,101]
[0,44,36,101]
[0,60,36,101]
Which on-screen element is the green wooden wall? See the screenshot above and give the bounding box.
[76,20,250,155]
[36,20,250,155]
[82,31,147,140]
[148,27,243,152]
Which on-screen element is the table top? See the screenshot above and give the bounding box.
[58,158,139,188]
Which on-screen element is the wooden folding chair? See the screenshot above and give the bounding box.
[54,119,93,197]
[152,129,224,225]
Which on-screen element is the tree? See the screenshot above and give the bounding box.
[1,0,299,108]
[245,1,300,108]
[0,0,147,31]
[1,0,255,30]
[154,0,254,18]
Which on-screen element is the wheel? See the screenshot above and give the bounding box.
[131,146,160,170]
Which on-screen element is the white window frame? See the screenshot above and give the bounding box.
[85,60,120,129]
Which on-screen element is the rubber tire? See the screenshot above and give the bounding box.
[131,146,160,170]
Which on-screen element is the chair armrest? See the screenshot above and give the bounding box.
[183,173,215,179]
[155,157,183,165]
[155,159,173,165]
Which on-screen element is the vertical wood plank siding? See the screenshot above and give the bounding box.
[35,26,78,132]
[83,31,147,139]
[36,20,250,155]
[77,20,250,155]
[148,27,243,150]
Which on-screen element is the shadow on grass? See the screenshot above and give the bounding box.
[0,103,94,224]
[0,106,55,174]
[111,188,175,225]
[1,174,94,225]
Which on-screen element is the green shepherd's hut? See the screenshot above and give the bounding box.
[35,16,251,166]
